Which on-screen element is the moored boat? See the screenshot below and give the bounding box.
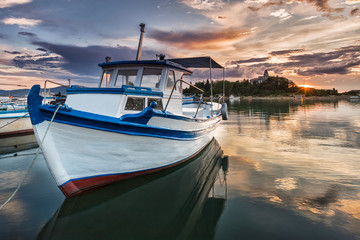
[27,24,228,197]
[38,139,227,239]
[0,105,32,137]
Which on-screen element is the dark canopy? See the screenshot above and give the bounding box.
[169,57,224,69]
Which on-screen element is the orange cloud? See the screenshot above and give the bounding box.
[148,28,250,50]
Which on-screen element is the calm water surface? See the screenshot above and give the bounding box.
[0,98,359,240]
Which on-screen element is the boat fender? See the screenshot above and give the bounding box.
[221,103,228,120]
[149,101,157,108]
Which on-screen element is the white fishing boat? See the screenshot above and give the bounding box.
[27,24,228,197]
[38,139,227,239]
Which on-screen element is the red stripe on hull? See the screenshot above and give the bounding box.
[59,144,207,197]
[0,129,33,138]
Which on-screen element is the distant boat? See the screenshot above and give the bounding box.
[0,103,32,137]
[0,102,36,154]
[27,24,228,197]
[229,95,240,102]
[0,91,57,137]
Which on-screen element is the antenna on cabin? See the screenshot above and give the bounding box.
[136,23,146,61]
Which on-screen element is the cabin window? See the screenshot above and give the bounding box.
[124,97,145,111]
[166,70,176,91]
[141,68,162,89]
[100,70,113,88]
[148,98,163,110]
[115,69,137,87]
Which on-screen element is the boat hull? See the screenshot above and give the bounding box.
[38,139,225,240]
[0,111,33,137]
[34,120,216,197]
[28,84,222,197]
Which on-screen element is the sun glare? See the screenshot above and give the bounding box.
[298,84,313,89]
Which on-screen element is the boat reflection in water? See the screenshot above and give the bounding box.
[38,138,228,240]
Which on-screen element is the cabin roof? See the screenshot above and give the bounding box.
[168,57,224,69]
[98,60,193,74]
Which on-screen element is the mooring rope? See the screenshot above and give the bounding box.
[0,152,38,161]
[0,112,29,130]
[0,105,61,210]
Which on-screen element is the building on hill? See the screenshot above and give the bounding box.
[250,70,269,84]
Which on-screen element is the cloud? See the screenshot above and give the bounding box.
[2,17,41,28]
[270,49,304,55]
[344,0,360,4]
[270,9,292,21]
[36,47,47,52]
[13,55,62,71]
[231,57,269,64]
[350,7,360,16]
[306,0,344,13]
[18,31,38,38]
[16,41,157,76]
[4,50,21,54]
[301,15,320,20]
[297,60,360,75]
[0,0,32,8]
[181,0,226,10]
[225,45,360,78]
[247,0,344,15]
[148,28,250,50]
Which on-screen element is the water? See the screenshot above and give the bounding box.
[0,98,359,240]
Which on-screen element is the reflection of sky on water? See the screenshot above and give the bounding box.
[215,99,360,236]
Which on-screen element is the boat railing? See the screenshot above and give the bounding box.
[164,79,204,118]
[43,80,71,104]
[218,95,225,104]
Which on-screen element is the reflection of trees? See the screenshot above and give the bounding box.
[228,99,340,119]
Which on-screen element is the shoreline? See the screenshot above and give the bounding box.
[237,95,350,100]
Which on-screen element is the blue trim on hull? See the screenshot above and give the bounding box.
[67,85,163,97]
[0,109,28,115]
[0,114,29,119]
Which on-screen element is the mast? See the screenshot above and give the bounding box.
[136,23,146,61]
[210,58,213,103]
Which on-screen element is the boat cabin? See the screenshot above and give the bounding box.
[65,60,193,117]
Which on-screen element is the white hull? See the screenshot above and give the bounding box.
[34,120,216,195]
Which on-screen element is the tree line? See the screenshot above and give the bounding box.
[183,77,340,97]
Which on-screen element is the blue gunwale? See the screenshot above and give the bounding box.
[67,85,163,97]
[36,105,221,141]
[0,109,28,115]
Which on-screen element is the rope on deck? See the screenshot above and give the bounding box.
[0,105,61,210]
[0,112,29,129]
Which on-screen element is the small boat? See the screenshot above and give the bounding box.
[0,103,36,154]
[27,24,228,197]
[0,104,32,137]
[229,95,240,102]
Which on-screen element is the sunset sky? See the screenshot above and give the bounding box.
[0,0,359,92]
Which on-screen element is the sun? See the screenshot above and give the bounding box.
[298,84,313,89]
